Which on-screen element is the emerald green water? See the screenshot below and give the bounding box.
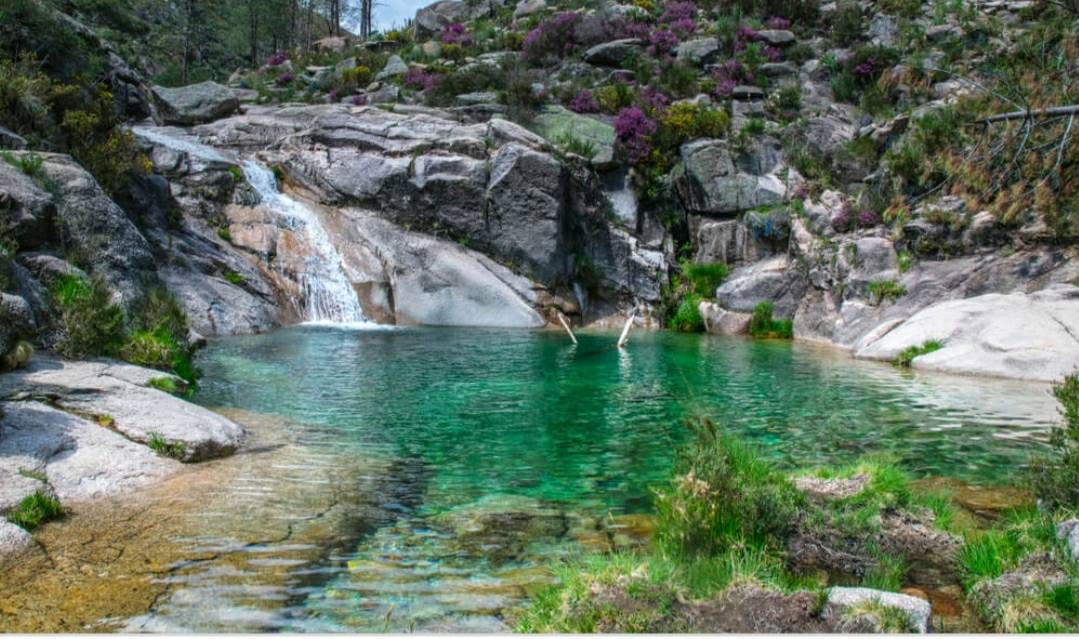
[181,325,1057,631]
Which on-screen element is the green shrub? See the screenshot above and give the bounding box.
[680,261,729,298]
[122,288,198,384]
[866,279,906,304]
[749,302,794,339]
[6,490,63,531]
[895,340,942,367]
[669,294,704,332]
[1030,374,1079,511]
[594,82,636,114]
[1,339,33,371]
[146,432,187,459]
[50,274,126,359]
[654,417,801,558]
[555,134,597,160]
[148,376,181,394]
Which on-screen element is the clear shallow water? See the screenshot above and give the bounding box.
[188,325,1059,631]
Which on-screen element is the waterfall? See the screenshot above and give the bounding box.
[242,161,368,324]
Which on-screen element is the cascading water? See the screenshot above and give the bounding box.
[242,161,368,324]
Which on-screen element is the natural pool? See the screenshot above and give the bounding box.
[156,324,1060,632]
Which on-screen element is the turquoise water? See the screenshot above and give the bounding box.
[189,325,1058,631]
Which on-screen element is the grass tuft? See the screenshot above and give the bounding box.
[146,432,187,459]
[6,491,63,531]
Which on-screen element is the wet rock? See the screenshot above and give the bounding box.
[0,356,245,462]
[824,587,931,633]
[855,284,1079,382]
[153,81,240,126]
[431,494,567,562]
[0,520,33,557]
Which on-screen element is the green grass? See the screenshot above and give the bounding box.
[223,270,244,285]
[6,491,63,531]
[148,376,181,394]
[146,432,187,459]
[867,279,907,304]
[748,302,793,339]
[555,133,597,161]
[895,340,943,367]
[843,599,917,632]
[669,294,704,333]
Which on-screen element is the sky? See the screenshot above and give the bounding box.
[374,0,428,32]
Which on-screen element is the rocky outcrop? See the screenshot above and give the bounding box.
[530,106,616,168]
[855,284,1079,382]
[674,137,796,215]
[0,356,245,462]
[152,81,240,126]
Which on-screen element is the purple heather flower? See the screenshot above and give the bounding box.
[568,89,600,113]
[713,77,736,97]
[614,106,657,165]
[442,22,473,45]
[523,11,583,60]
[853,57,878,78]
[858,210,879,227]
[737,26,761,42]
[349,94,368,106]
[276,73,293,86]
[765,45,783,62]
[639,85,670,112]
[765,16,792,30]
[660,1,697,24]
[403,67,440,91]
[648,28,680,56]
[267,51,288,67]
[668,17,697,38]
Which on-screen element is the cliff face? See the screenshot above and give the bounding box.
[1,0,1077,381]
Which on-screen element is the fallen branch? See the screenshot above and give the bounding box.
[977,105,1079,124]
[556,311,577,345]
[617,310,636,349]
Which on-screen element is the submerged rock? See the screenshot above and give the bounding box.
[432,494,567,563]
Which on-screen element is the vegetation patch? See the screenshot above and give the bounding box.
[866,279,906,305]
[748,302,793,339]
[6,490,63,531]
[895,340,943,367]
[146,432,187,459]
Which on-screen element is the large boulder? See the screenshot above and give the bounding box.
[0,293,35,358]
[855,284,1079,381]
[0,356,245,462]
[676,38,721,65]
[582,39,643,66]
[414,0,499,38]
[0,401,181,507]
[692,217,776,266]
[715,255,806,318]
[152,81,240,126]
[34,154,158,304]
[674,137,792,215]
[485,143,568,282]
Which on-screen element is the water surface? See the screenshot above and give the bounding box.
[186,325,1057,631]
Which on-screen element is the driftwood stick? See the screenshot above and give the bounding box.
[977,105,1079,124]
[617,310,636,349]
[557,311,578,345]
